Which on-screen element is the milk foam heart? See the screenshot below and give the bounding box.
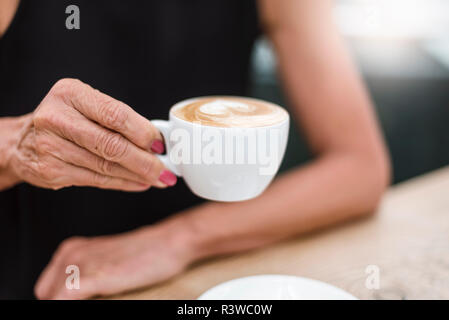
[173,97,288,128]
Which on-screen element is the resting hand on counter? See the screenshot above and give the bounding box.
[34,220,195,300]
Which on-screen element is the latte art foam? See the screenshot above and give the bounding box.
[173,97,288,128]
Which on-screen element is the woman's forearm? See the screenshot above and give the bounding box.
[0,115,28,190]
[156,0,391,264]
[165,150,390,262]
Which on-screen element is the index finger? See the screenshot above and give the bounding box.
[53,78,162,151]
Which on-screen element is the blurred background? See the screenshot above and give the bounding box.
[250,0,449,183]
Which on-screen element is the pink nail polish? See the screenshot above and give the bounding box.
[159,170,177,186]
[150,140,165,154]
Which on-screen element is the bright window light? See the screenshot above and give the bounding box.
[335,0,449,39]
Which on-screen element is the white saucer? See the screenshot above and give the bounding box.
[198,275,357,300]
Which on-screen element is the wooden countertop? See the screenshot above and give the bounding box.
[115,166,449,300]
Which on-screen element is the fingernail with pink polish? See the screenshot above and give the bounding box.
[150,140,165,154]
[159,170,177,186]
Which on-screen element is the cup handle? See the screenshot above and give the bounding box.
[151,120,180,176]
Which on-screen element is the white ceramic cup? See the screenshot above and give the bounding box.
[151,96,289,202]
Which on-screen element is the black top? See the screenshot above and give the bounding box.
[0,0,259,299]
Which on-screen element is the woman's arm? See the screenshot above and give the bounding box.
[0,1,22,189]
[0,116,26,190]
[173,0,391,259]
[0,0,20,37]
[35,0,391,299]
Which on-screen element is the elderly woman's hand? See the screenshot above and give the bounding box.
[7,78,176,191]
[34,222,195,299]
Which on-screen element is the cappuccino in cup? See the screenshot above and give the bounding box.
[152,96,289,202]
[173,97,288,128]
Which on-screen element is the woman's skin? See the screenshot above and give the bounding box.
[0,0,391,299]
[1,79,175,191]
[0,0,19,38]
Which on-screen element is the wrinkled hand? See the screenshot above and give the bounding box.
[8,78,176,191]
[34,225,194,299]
